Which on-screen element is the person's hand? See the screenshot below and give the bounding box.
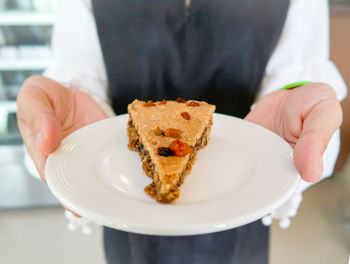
[17,75,107,180]
[17,76,107,214]
[245,83,343,182]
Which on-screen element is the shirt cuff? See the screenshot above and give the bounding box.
[44,66,110,103]
[43,67,115,117]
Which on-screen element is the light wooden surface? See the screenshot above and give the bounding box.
[0,208,105,264]
[270,160,350,264]
[331,13,350,171]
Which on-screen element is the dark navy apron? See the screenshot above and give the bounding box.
[91,0,289,263]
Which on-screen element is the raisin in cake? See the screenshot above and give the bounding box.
[127,98,215,203]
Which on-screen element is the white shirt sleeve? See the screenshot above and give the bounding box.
[44,0,113,115]
[259,0,347,102]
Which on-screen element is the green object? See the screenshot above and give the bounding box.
[280,81,311,90]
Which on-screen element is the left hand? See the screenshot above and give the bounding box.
[245,83,343,182]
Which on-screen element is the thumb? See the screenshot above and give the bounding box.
[293,132,324,183]
[18,76,66,157]
[17,76,67,179]
[293,98,342,182]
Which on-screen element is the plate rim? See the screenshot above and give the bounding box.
[46,113,300,236]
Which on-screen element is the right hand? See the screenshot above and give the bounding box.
[17,76,107,213]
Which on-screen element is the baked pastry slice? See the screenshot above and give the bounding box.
[127,98,215,203]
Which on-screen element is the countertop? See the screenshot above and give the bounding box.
[270,159,350,264]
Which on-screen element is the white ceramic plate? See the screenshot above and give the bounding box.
[46,113,300,236]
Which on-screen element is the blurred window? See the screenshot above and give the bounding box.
[0,0,55,144]
[0,0,59,209]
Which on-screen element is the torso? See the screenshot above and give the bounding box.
[92,0,289,117]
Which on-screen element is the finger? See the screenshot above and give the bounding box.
[17,76,67,138]
[294,133,323,182]
[17,76,66,179]
[18,120,47,181]
[294,98,342,182]
[17,111,61,181]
